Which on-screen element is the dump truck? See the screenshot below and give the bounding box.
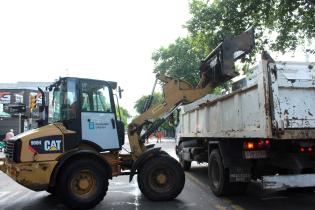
[176,51,315,195]
[0,28,255,209]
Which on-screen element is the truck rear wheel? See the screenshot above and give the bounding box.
[56,158,109,210]
[137,155,185,201]
[208,149,247,196]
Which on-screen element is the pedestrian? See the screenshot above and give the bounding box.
[4,129,14,142]
[156,131,162,143]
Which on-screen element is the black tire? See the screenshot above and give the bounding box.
[208,149,247,196]
[179,156,191,171]
[137,155,185,201]
[46,186,56,196]
[56,158,109,210]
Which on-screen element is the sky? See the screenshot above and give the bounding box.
[0,1,313,117]
[0,0,190,116]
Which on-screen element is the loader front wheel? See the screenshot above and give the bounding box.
[56,158,109,210]
[137,155,185,201]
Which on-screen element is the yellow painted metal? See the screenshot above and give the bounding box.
[0,123,76,190]
[3,161,58,191]
[128,75,212,159]
[100,151,122,176]
[1,74,212,192]
[0,158,5,172]
[18,123,75,162]
[156,173,167,185]
[71,170,97,198]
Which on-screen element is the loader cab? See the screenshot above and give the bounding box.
[50,77,124,151]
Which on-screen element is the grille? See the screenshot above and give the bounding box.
[5,140,15,161]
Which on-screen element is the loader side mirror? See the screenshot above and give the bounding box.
[118,86,123,99]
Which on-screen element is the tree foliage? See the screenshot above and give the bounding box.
[152,0,314,86]
[134,92,175,136]
[133,92,164,114]
[116,106,131,128]
[187,0,314,53]
[152,37,206,87]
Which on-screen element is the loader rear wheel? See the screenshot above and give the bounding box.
[56,158,109,210]
[137,155,185,201]
[46,186,56,196]
[208,149,247,196]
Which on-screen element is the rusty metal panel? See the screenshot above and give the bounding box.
[181,81,269,138]
[271,62,315,131]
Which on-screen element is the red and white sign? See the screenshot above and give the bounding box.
[0,92,11,104]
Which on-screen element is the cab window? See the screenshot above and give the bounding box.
[81,82,112,113]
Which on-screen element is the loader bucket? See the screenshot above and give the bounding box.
[198,27,255,88]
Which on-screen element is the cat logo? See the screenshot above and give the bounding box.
[29,136,63,154]
[44,140,62,152]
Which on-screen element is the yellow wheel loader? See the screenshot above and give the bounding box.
[0,28,254,209]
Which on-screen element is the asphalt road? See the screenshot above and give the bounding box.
[1,140,315,210]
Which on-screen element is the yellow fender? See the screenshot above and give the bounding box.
[0,158,6,172]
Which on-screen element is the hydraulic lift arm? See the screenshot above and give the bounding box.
[127,27,255,160]
[128,76,213,159]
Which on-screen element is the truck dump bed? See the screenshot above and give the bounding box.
[180,56,315,140]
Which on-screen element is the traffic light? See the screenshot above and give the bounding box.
[29,95,37,111]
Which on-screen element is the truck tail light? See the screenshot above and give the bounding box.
[300,147,313,153]
[244,142,254,150]
[244,139,270,150]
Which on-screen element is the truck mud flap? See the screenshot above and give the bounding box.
[263,174,315,190]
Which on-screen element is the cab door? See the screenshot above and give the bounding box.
[80,81,119,150]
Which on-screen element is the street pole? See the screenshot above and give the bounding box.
[18,113,21,133]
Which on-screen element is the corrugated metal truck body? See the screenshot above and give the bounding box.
[180,59,315,140]
[176,54,315,195]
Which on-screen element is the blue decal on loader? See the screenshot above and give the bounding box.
[88,121,95,129]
